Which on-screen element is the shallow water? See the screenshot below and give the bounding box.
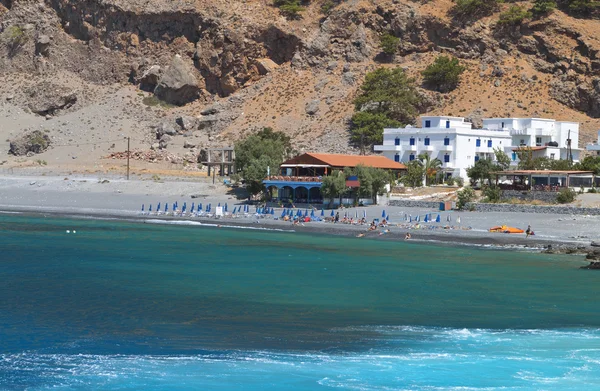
[0,214,598,390]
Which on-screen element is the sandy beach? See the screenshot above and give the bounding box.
[2,173,600,253]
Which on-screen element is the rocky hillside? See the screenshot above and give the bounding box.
[0,0,599,169]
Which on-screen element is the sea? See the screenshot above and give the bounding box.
[1,213,599,390]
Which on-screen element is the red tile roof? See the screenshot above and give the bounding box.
[282,153,406,170]
[511,146,547,151]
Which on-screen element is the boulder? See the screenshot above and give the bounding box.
[254,58,278,75]
[183,140,195,149]
[176,115,198,131]
[491,66,505,77]
[156,122,177,138]
[9,130,51,156]
[197,114,218,130]
[305,99,320,115]
[154,56,201,106]
[28,92,77,116]
[35,35,51,56]
[139,65,161,92]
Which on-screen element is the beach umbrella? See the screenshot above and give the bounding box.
[416,215,420,222]
[289,209,294,216]
[224,203,228,212]
[183,202,187,210]
[157,202,161,211]
[436,214,441,223]
[174,201,178,209]
[198,203,202,212]
[424,214,429,223]
[321,208,325,217]
[141,204,144,212]
[281,209,287,217]
[386,214,390,221]
[182,204,186,214]
[311,209,316,218]
[382,210,386,218]
[409,214,412,222]
[165,203,168,213]
[218,202,221,207]
[232,206,237,214]
[271,208,275,215]
[363,210,367,219]
[148,204,152,212]
[297,209,302,217]
[447,214,451,222]
[191,203,195,212]
[330,210,335,217]
[206,204,210,212]
[305,208,309,217]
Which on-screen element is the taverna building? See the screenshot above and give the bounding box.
[375,116,580,181]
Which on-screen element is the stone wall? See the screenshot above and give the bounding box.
[388,199,600,215]
[501,190,559,203]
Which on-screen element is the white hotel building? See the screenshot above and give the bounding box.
[586,130,600,156]
[374,116,580,181]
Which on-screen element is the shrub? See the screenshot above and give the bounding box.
[456,187,475,210]
[6,25,28,52]
[531,0,557,15]
[421,56,465,93]
[321,0,336,14]
[274,0,305,18]
[453,0,500,18]
[498,5,532,25]
[454,177,465,187]
[556,188,576,204]
[587,187,598,193]
[483,185,502,203]
[380,33,399,55]
[562,0,600,16]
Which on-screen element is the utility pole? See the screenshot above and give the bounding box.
[212,166,215,184]
[126,137,130,180]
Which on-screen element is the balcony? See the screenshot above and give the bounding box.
[442,162,454,169]
[374,145,402,152]
[510,128,533,136]
[440,144,453,151]
[422,145,434,151]
[407,144,417,151]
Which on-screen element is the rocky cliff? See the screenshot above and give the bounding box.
[1,0,599,165]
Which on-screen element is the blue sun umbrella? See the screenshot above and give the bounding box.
[164,203,168,213]
[191,203,195,212]
[218,202,221,207]
[321,208,325,217]
[424,214,429,223]
[436,214,441,223]
[271,208,275,215]
[311,209,315,218]
[386,214,390,221]
[232,206,237,214]
[174,201,178,209]
[330,210,335,217]
[382,210,386,218]
[305,209,309,217]
[157,202,161,211]
[416,215,420,222]
[297,209,302,217]
[148,204,152,213]
[289,209,294,216]
[409,214,412,222]
[281,209,287,217]
[141,204,144,212]
[182,204,186,214]
[198,203,202,212]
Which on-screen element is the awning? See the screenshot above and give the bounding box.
[280,164,330,168]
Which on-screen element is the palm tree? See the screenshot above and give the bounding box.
[418,153,443,186]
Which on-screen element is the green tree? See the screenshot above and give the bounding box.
[531,0,557,15]
[418,152,443,185]
[235,127,293,196]
[466,158,496,187]
[498,5,532,25]
[561,0,600,16]
[320,170,347,207]
[494,147,511,170]
[456,187,476,210]
[574,155,600,174]
[350,111,400,154]
[482,184,502,203]
[379,33,399,55]
[421,56,466,93]
[556,187,576,204]
[515,148,535,170]
[353,67,421,125]
[401,160,425,188]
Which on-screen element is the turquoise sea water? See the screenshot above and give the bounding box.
[1,214,599,390]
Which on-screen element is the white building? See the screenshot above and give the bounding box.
[375,116,581,181]
[585,130,600,156]
[482,118,580,164]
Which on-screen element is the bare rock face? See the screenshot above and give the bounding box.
[9,130,51,156]
[254,58,278,75]
[551,78,600,118]
[154,56,202,106]
[176,115,198,131]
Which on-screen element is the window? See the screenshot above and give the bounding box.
[444,154,450,163]
[446,120,450,129]
[424,138,430,146]
[488,140,492,148]
[512,152,517,161]
[409,137,415,146]
[475,155,480,162]
[395,138,400,146]
[444,137,450,146]
[501,122,505,128]
[394,154,400,162]
[520,139,525,146]
[425,120,431,128]
[476,139,481,147]
[536,137,542,146]
[409,154,415,161]
[550,153,555,160]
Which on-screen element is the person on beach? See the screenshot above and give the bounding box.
[526,225,534,238]
[405,232,411,240]
[335,212,340,223]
